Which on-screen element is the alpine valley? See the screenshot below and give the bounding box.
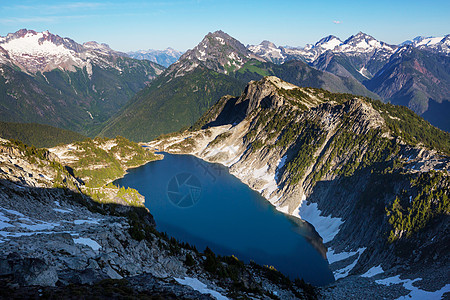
[0,29,165,135]
[0,28,449,300]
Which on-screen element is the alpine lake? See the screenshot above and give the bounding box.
[114,153,334,286]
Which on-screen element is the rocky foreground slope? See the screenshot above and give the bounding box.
[0,137,318,299]
[148,76,450,299]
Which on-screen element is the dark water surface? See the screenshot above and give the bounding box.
[115,153,334,285]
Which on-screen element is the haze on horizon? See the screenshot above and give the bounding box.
[0,0,449,52]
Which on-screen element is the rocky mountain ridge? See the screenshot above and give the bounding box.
[0,29,165,135]
[0,29,130,74]
[402,35,450,54]
[249,32,450,67]
[365,45,450,131]
[250,32,398,70]
[148,76,450,299]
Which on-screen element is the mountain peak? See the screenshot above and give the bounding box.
[344,32,375,43]
[315,35,342,50]
[260,40,277,47]
[166,30,262,76]
[208,30,227,36]
[82,41,125,56]
[316,35,340,44]
[247,40,284,63]
[204,30,234,43]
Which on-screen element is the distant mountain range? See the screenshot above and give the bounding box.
[0,29,164,135]
[100,31,379,141]
[0,29,449,141]
[248,32,450,131]
[127,48,183,67]
[249,32,449,66]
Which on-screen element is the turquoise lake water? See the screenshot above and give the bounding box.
[114,153,334,286]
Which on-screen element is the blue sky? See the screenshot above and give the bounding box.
[1,0,449,52]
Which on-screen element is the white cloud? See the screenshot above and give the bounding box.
[333,20,342,24]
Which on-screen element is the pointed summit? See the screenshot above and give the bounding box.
[166,30,264,77]
[315,35,342,50]
[344,32,376,45]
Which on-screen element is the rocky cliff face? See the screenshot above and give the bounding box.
[149,76,450,299]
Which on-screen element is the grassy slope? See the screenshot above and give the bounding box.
[67,136,159,188]
[100,67,246,142]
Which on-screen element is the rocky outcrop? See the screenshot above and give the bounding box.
[149,76,450,298]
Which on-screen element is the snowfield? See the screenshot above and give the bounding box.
[174,277,228,300]
[294,196,343,243]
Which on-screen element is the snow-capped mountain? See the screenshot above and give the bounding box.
[247,32,450,132]
[249,33,450,70]
[0,29,165,134]
[248,32,398,80]
[0,29,136,75]
[254,32,397,65]
[407,35,450,54]
[247,40,286,64]
[127,48,183,67]
[286,35,345,62]
[340,32,396,54]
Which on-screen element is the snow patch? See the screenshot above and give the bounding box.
[1,208,24,217]
[357,66,370,79]
[276,205,289,214]
[174,277,228,300]
[333,248,366,280]
[53,208,73,214]
[0,212,12,230]
[19,220,60,231]
[73,237,102,251]
[327,248,359,264]
[416,36,444,47]
[376,275,450,300]
[276,155,287,177]
[321,38,341,50]
[360,265,384,278]
[198,49,206,61]
[74,219,101,225]
[294,198,343,243]
[215,37,225,45]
